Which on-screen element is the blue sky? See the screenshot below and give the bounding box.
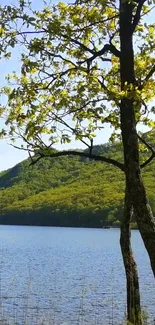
[0,0,154,171]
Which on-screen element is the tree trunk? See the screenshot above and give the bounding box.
[120,187,142,325]
[119,0,155,277]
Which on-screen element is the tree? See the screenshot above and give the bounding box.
[120,188,142,324]
[0,0,155,323]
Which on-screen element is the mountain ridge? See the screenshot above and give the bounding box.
[0,138,154,227]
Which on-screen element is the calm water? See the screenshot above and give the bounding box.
[0,226,154,325]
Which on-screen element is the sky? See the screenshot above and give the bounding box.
[0,0,154,171]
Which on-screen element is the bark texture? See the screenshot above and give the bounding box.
[120,187,142,325]
[119,0,155,277]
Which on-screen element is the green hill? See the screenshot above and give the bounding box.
[0,138,154,227]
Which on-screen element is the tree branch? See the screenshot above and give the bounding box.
[48,111,90,148]
[138,134,154,153]
[75,16,119,32]
[131,0,146,34]
[98,78,120,107]
[37,66,78,90]
[30,150,125,171]
[138,134,155,169]
[141,153,155,169]
[10,30,46,36]
[143,65,155,84]
[78,43,120,67]
[69,37,95,54]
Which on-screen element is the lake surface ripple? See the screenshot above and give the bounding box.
[0,226,154,325]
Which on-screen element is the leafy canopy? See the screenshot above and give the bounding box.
[0,0,155,156]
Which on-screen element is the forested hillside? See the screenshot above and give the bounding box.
[0,139,154,227]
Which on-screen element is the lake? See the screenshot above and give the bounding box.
[0,226,154,325]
